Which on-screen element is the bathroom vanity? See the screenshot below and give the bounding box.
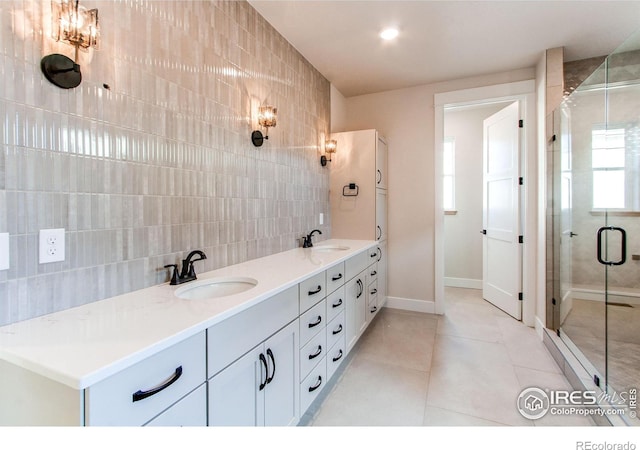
[0,239,383,426]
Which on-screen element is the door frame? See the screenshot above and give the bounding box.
[434,80,536,326]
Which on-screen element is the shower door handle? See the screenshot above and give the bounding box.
[596,226,627,266]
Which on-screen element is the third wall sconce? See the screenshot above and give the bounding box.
[251,105,277,147]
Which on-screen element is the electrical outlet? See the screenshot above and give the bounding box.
[39,228,65,264]
[319,213,324,225]
[0,233,9,271]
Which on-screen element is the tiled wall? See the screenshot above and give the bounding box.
[0,0,331,325]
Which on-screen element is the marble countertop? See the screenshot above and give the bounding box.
[0,239,377,390]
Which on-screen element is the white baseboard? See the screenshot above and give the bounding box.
[385,296,437,314]
[534,316,546,339]
[570,286,640,305]
[444,277,482,290]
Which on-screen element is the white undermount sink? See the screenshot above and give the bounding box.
[175,277,258,300]
[311,245,350,252]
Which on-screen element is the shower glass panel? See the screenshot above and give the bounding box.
[555,28,640,422]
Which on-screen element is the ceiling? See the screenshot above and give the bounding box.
[248,0,640,97]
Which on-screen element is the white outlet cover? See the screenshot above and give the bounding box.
[319,213,324,225]
[39,228,65,264]
[0,233,9,271]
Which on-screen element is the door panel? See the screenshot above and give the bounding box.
[482,101,522,320]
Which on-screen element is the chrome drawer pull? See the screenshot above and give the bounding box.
[308,376,323,392]
[132,366,182,402]
[308,346,322,360]
[308,316,322,328]
[332,324,343,335]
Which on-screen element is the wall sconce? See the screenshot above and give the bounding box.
[251,106,277,147]
[41,0,100,89]
[320,139,337,166]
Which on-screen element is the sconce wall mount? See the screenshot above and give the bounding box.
[252,105,277,147]
[42,0,100,89]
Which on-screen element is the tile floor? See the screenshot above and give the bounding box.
[302,287,595,426]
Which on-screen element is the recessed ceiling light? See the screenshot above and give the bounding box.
[380,28,399,41]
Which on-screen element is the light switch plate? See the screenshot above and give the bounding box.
[39,228,65,264]
[0,233,9,271]
[319,213,324,225]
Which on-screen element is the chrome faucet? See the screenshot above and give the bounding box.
[302,229,322,248]
[164,250,207,285]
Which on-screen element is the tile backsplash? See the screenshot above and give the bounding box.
[0,0,331,325]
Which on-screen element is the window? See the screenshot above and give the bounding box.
[592,128,625,209]
[443,137,455,211]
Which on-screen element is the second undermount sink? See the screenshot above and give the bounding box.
[175,277,258,300]
[312,245,350,252]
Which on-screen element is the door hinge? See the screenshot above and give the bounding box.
[552,298,557,305]
[481,229,487,235]
[518,119,524,128]
[552,134,557,141]
[518,292,523,301]
[519,177,524,186]
[593,374,601,387]
[518,235,524,244]
[556,328,561,337]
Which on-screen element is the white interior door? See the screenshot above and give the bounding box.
[482,101,522,320]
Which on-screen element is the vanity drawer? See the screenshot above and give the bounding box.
[300,330,326,380]
[85,332,206,426]
[299,299,326,346]
[345,250,369,281]
[326,262,345,294]
[326,310,346,351]
[299,271,326,313]
[207,286,298,376]
[326,286,345,322]
[143,383,207,426]
[367,263,378,285]
[300,359,326,414]
[368,246,380,265]
[326,336,346,382]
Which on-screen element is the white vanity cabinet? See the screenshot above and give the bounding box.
[208,320,299,426]
[0,332,207,426]
[207,286,299,426]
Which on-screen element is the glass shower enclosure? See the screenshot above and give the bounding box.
[552,28,640,425]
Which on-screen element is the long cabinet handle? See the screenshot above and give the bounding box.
[266,348,276,385]
[308,376,323,392]
[377,169,382,184]
[132,366,183,402]
[308,316,322,328]
[377,226,382,240]
[332,324,343,335]
[332,350,343,363]
[259,353,268,391]
[377,247,382,262]
[308,346,323,360]
[332,298,343,308]
[308,285,322,295]
[356,279,363,298]
[331,273,343,281]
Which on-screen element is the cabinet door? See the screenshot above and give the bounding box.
[376,135,388,190]
[376,189,387,242]
[345,271,367,353]
[263,321,299,426]
[209,346,264,426]
[377,241,388,307]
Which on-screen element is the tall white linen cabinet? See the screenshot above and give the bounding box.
[329,129,388,319]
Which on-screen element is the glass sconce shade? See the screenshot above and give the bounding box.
[51,0,100,51]
[258,106,277,129]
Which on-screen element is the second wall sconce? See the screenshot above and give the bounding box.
[251,105,277,147]
[41,0,100,89]
[320,139,337,166]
